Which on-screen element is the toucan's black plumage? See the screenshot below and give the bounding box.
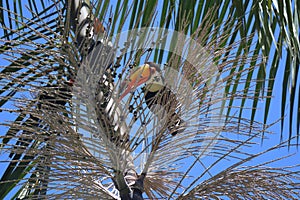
[120,62,185,136]
[144,87,184,136]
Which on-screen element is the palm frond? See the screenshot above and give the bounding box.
[181,138,300,199]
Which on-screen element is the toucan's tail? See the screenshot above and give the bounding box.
[168,114,186,136]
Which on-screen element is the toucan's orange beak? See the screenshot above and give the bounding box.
[119,64,153,100]
[94,18,105,34]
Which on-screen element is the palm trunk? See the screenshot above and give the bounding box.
[70,1,144,198]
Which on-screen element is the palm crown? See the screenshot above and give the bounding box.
[0,0,299,199]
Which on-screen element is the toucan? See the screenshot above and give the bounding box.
[119,62,185,136]
[37,19,106,110]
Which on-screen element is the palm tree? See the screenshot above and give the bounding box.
[0,0,299,199]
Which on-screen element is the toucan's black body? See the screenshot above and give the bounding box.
[144,87,175,112]
[141,62,184,136]
[144,87,183,136]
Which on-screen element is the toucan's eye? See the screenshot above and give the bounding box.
[154,76,160,82]
[150,67,156,74]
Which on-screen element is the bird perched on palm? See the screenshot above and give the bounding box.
[37,18,108,110]
[120,62,185,136]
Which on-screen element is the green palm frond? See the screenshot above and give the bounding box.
[0,1,71,198]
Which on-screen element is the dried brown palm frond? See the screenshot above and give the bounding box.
[179,138,300,199]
